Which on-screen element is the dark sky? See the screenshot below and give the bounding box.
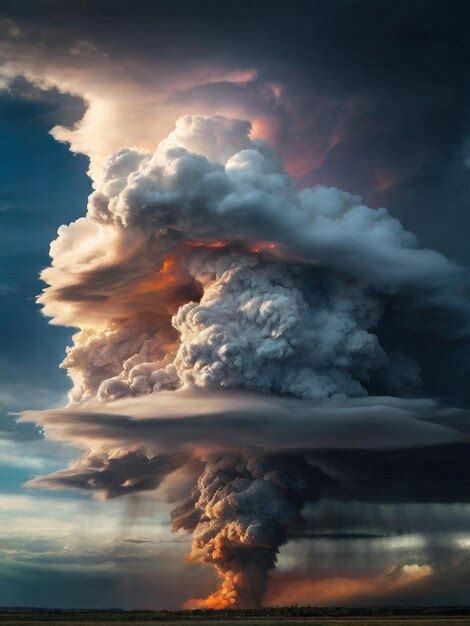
[2,0,470,257]
[1,0,470,609]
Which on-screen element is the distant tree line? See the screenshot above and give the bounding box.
[1,605,470,621]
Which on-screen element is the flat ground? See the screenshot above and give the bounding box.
[0,615,470,626]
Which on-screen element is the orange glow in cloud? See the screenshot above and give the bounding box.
[184,564,433,610]
[130,252,202,322]
[184,593,233,610]
[183,571,248,610]
[134,256,181,295]
[184,238,312,266]
[264,565,433,607]
[185,240,230,250]
[248,241,278,254]
[185,239,283,257]
[250,116,281,145]
[266,575,382,605]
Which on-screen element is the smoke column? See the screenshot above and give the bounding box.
[171,453,332,608]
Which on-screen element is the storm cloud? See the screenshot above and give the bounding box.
[15,113,469,606]
[2,0,470,608]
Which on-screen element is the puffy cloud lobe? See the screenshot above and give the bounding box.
[84,117,466,300]
[62,319,170,404]
[159,115,254,166]
[170,251,385,400]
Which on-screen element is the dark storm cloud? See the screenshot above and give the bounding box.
[2,0,469,202]
[0,76,85,127]
[30,450,186,498]
[302,500,470,537]
[3,0,470,608]
[14,102,467,606]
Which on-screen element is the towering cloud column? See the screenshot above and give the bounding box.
[172,453,332,608]
[29,115,470,607]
